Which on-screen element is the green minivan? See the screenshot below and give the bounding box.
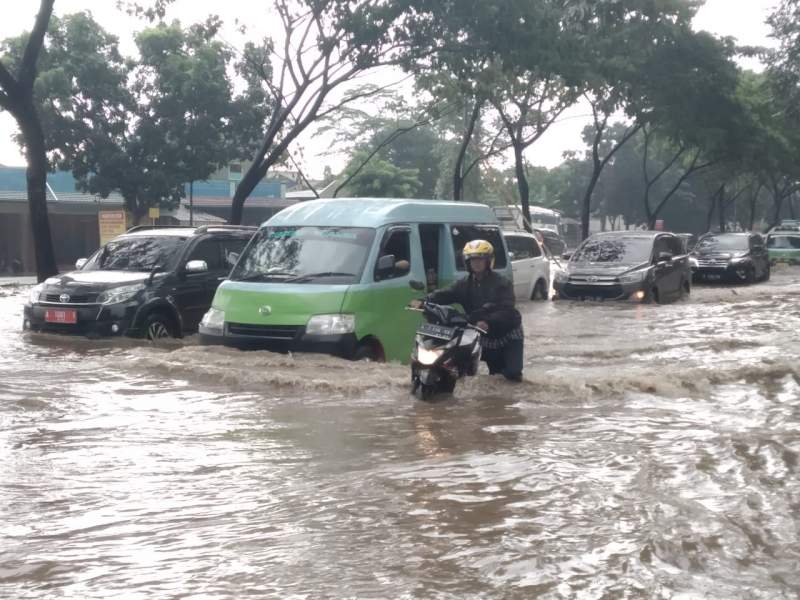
[199,198,512,362]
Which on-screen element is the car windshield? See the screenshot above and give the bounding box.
[695,235,749,252]
[572,237,652,265]
[768,234,800,249]
[230,226,376,284]
[82,236,188,272]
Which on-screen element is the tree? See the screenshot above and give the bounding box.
[339,150,420,198]
[228,0,412,224]
[8,13,265,223]
[0,0,57,280]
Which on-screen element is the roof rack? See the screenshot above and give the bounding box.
[125,225,195,233]
[194,224,258,233]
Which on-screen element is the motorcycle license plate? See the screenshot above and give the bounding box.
[417,323,455,340]
[45,308,77,324]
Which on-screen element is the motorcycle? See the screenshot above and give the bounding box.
[407,301,485,400]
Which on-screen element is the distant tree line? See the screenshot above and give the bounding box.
[1,0,799,279]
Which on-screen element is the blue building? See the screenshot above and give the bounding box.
[0,165,291,274]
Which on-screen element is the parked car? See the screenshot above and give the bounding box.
[767,221,800,265]
[689,232,770,283]
[198,198,513,363]
[23,225,256,340]
[553,231,690,303]
[503,230,551,301]
[534,227,567,257]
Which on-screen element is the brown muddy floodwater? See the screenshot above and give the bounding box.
[1,271,800,599]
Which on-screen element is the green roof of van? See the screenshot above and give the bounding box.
[264,198,499,228]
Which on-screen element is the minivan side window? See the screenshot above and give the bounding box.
[506,235,540,261]
[375,228,411,281]
[451,225,508,270]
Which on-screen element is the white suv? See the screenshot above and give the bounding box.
[503,230,551,301]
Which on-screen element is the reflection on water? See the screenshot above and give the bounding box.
[1,272,800,598]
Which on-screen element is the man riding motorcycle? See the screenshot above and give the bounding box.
[411,239,524,381]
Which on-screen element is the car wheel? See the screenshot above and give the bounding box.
[531,279,548,301]
[353,341,383,362]
[144,312,174,341]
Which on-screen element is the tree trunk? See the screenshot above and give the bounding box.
[705,189,717,233]
[230,162,266,225]
[453,100,482,202]
[512,144,532,232]
[18,107,57,281]
[581,166,601,241]
[718,185,726,233]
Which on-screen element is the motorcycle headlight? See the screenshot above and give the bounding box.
[619,270,647,284]
[200,307,225,332]
[417,346,444,366]
[96,283,145,305]
[306,314,355,336]
[28,283,44,304]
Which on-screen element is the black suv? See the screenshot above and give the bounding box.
[689,232,770,283]
[23,225,255,340]
[554,231,691,303]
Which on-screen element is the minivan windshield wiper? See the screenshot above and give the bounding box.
[284,271,356,283]
[235,271,296,282]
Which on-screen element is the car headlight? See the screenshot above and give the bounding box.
[689,257,698,268]
[554,271,569,284]
[96,283,145,305]
[28,283,44,304]
[305,314,355,336]
[730,256,748,263]
[619,270,647,284]
[417,346,444,366]
[200,307,225,332]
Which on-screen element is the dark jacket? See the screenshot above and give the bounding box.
[427,270,522,338]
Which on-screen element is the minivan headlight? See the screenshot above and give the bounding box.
[554,271,569,284]
[200,307,225,332]
[28,283,44,304]
[96,283,145,305]
[619,270,647,284]
[306,314,355,336]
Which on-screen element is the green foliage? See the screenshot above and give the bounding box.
[2,12,268,220]
[340,150,421,198]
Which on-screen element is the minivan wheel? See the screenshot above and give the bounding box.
[145,312,174,341]
[353,341,383,362]
[531,279,548,301]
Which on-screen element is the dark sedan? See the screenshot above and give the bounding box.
[554,231,691,304]
[689,233,770,283]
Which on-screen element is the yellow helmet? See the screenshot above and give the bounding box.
[463,239,495,268]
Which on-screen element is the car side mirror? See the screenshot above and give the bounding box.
[657,252,673,263]
[409,279,426,291]
[561,252,572,261]
[75,258,88,270]
[185,259,209,274]
[508,251,516,261]
[376,254,396,279]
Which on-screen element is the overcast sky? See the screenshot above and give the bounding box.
[0,0,781,177]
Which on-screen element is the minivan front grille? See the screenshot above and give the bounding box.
[226,323,302,340]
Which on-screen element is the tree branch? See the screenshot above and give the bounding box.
[19,0,54,90]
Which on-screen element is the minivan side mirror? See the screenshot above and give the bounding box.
[561,252,572,261]
[185,259,209,274]
[657,252,673,263]
[376,254,396,277]
[75,258,88,270]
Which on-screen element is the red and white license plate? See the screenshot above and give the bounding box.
[44,309,78,324]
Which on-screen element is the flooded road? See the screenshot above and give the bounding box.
[1,271,799,599]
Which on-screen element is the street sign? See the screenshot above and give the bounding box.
[148,207,160,220]
[654,219,664,231]
[98,210,127,245]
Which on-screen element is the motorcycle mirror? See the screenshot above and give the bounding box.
[409,279,425,291]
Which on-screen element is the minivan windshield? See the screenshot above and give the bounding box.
[82,236,188,272]
[768,234,800,249]
[572,237,652,265]
[230,226,376,284]
[695,235,750,252]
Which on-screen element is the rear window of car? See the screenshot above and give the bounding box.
[451,225,508,270]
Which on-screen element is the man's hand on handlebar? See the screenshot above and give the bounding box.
[408,299,424,309]
[476,320,490,333]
